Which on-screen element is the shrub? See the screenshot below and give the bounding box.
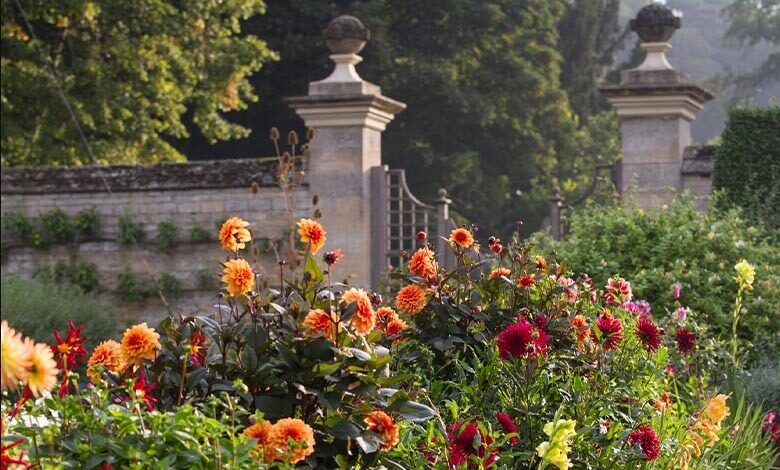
[116,212,145,245]
[713,105,780,233]
[189,225,212,243]
[35,260,100,293]
[73,206,101,238]
[535,196,780,350]
[156,219,178,252]
[115,267,151,302]
[37,208,77,246]
[0,276,117,352]
[1,210,42,247]
[158,272,182,300]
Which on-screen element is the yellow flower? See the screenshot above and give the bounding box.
[704,394,730,424]
[87,340,125,383]
[26,340,59,397]
[222,258,255,297]
[536,419,577,470]
[1,321,32,391]
[268,418,316,464]
[219,217,251,252]
[120,322,161,367]
[734,259,755,286]
[449,228,474,249]
[297,218,327,255]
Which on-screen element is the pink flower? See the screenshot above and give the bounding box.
[604,278,632,305]
[672,282,681,300]
[496,319,549,360]
[664,364,678,375]
[557,277,578,303]
[675,307,688,321]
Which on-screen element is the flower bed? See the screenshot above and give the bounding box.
[2,217,778,468]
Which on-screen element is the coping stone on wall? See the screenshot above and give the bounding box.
[681,145,717,176]
[0,158,289,194]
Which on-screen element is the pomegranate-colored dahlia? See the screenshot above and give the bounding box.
[627,425,661,461]
[636,317,662,352]
[447,421,498,468]
[496,319,548,360]
[596,312,623,351]
[674,327,696,355]
[496,412,519,445]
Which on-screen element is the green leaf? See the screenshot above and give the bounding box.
[304,255,325,285]
[388,399,437,422]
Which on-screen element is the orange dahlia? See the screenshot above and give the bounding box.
[409,248,437,279]
[449,228,474,249]
[219,217,251,252]
[268,418,316,464]
[1,320,32,391]
[365,411,400,451]
[245,420,276,463]
[376,307,408,337]
[87,340,125,383]
[395,284,427,314]
[570,315,591,344]
[26,340,59,397]
[489,267,511,280]
[120,322,161,367]
[386,318,408,337]
[297,218,327,255]
[302,309,342,341]
[222,258,255,297]
[342,288,376,335]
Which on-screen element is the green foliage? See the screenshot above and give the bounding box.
[0,0,277,166]
[0,276,117,352]
[722,0,780,96]
[156,219,178,253]
[35,260,99,293]
[4,392,256,468]
[189,225,212,243]
[116,213,145,245]
[195,268,217,291]
[1,210,40,246]
[537,196,780,349]
[713,106,780,233]
[73,206,101,238]
[115,267,151,302]
[37,208,77,245]
[158,272,182,301]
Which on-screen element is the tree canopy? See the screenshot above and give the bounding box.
[0,0,276,166]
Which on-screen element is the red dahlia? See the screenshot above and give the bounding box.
[496,319,549,360]
[596,312,623,351]
[627,425,661,461]
[674,327,696,355]
[447,421,498,468]
[496,412,519,445]
[636,318,662,352]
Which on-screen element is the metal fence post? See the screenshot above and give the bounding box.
[436,188,453,268]
[550,186,564,241]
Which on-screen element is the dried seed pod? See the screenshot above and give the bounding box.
[306,127,315,141]
[250,181,260,194]
[288,130,299,146]
[312,194,320,206]
[282,152,292,165]
[270,127,280,140]
[314,209,323,219]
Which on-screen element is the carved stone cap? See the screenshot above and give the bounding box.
[324,15,370,54]
[630,4,681,42]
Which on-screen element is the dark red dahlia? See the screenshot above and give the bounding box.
[519,274,535,288]
[496,319,549,360]
[447,421,498,468]
[496,412,519,445]
[627,425,661,461]
[674,327,696,355]
[636,318,662,352]
[596,312,623,351]
[189,330,207,366]
[124,370,158,412]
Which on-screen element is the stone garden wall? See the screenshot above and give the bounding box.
[1,158,311,322]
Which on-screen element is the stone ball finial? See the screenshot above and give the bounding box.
[324,15,370,54]
[630,3,681,43]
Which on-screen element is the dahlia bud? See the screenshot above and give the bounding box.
[416,231,427,241]
[491,243,503,254]
[369,292,383,307]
